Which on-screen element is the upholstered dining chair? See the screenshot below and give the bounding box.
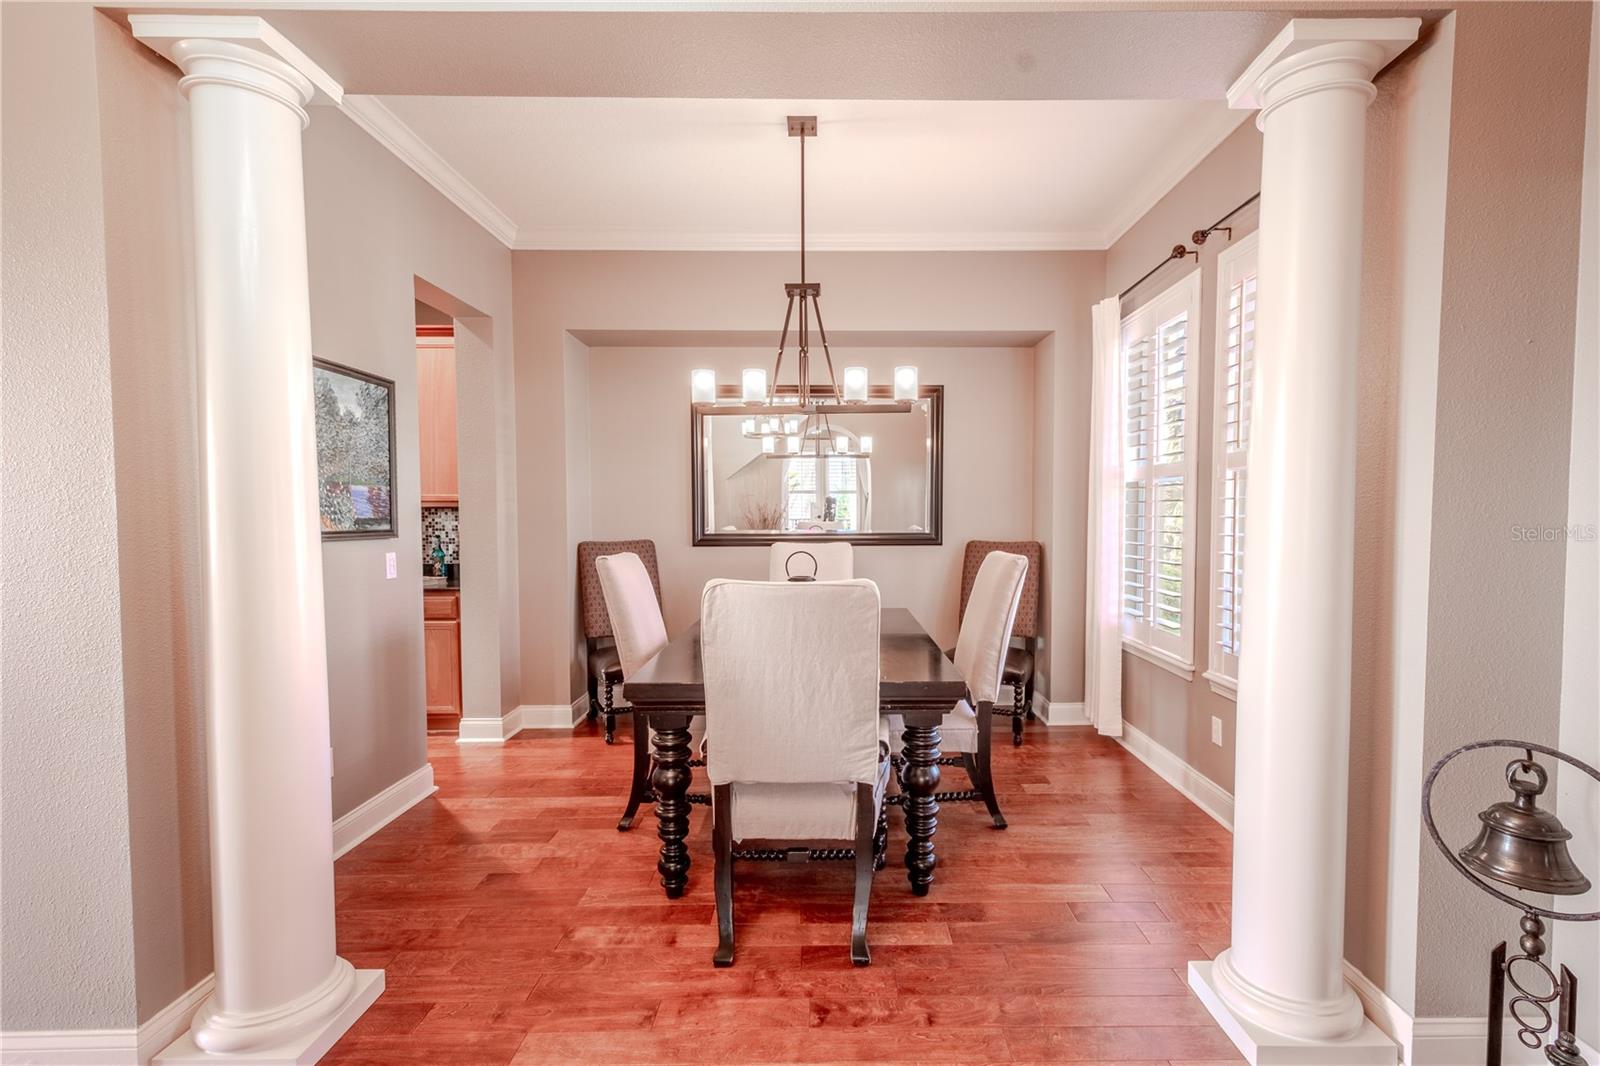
[894,550,1028,829]
[595,551,702,833]
[578,539,662,744]
[767,540,854,582]
[701,578,890,967]
[957,540,1043,745]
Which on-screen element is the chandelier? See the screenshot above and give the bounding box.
[688,115,919,460]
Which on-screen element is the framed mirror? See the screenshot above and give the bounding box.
[692,385,942,546]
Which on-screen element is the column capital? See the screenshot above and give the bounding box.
[1228,18,1420,125]
[130,14,341,124]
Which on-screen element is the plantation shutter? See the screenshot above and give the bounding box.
[1118,271,1200,668]
[1208,234,1259,694]
[1122,337,1152,628]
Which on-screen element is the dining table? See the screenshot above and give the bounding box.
[622,606,967,900]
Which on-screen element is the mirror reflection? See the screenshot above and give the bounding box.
[693,388,942,545]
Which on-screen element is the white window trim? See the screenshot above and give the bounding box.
[1128,639,1198,681]
[1203,668,1239,699]
[1120,270,1202,680]
[1206,232,1260,701]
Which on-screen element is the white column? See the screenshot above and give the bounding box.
[1187,19,1418,1065]
[130,17,382,1063]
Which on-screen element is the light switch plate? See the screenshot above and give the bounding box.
[385,552,397,579]
[1211,716,1223,746]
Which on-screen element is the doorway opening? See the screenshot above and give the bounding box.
[416,297,461,734]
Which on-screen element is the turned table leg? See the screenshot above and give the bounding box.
[900,720,942,896]
[648,712,694,898]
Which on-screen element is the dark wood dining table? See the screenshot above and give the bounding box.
[623,606,967,900]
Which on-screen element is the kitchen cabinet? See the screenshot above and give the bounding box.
[417,333,458,506]
[423,588,461,731]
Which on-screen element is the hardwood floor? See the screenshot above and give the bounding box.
[324,719,1241,1065]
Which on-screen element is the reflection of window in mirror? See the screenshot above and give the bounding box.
[693,386,942,545]
[782,446,871,532]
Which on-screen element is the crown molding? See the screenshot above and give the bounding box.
[1098,106,1252,249]
[340,95,519,247]
[510,229,1108,252]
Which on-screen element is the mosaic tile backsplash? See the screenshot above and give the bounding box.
[422,506,459,566]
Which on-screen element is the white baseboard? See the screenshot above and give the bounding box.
[333,763,436,859]
[1036,698,1088,726]
[1408,1019,1598,1066]
[135,976,214,1065]
[0,1029,138,1065]
[1,974,215,1065]
[459,697,586,742]
[457,706,523,743]
[518,696,587,730]
[1115,719,1235,830]
[1343,961,1599,1065]
[1344,962,1414,1054]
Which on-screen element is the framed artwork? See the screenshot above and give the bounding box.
[313,358,397,540]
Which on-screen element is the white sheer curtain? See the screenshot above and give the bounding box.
[1084,296,1125,736]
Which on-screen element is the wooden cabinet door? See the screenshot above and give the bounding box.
[417,339,459,505]
[424,618,461,728]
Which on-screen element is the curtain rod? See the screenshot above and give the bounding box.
[1117,192,1261,302]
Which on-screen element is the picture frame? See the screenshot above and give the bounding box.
[313,357,398,540]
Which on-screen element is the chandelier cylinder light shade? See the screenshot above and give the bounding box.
[691,368,717,404]
[843,366,869,402]
[687,115,919,463]
[894,366,919,401]
[741,368,767,402]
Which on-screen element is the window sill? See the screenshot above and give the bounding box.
[1203,669,1238,700]
[1122,639,1196,681]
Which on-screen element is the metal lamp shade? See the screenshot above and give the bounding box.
[1458,760,1592,896]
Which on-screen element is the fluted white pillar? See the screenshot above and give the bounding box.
[1188,19,1419,1065]
[130,16,382,1063]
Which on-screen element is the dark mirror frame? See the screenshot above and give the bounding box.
[691,383,943,547]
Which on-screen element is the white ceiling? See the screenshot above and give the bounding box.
[367,96,1247,250]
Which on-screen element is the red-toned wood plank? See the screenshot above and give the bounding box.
[321,724,1239,1065]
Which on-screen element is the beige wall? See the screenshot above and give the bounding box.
[0,3,144,1031]
[585,345,1036,647]
[1555,3,1599,1048]
[513,250,1103,711]
[1412,0,1592,1018]
[93,11,216,1022]
[1104,120,1262,793]
[304,107,519,814]
[1,4,523,1030]
[1343,12,1455,1013]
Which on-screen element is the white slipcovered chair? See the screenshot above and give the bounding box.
[700,578,890,966]
[890,550,1028,829]
[767,541,854,582]
[595,552,703,831]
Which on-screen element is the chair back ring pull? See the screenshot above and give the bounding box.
[785,549,819,582]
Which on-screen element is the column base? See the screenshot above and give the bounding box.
[154,969,383,1065]
[1190,961,1397,1066]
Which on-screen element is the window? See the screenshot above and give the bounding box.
[1121,271,1202,677]
[1206,234,1259,697]
[783,453,863,532]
